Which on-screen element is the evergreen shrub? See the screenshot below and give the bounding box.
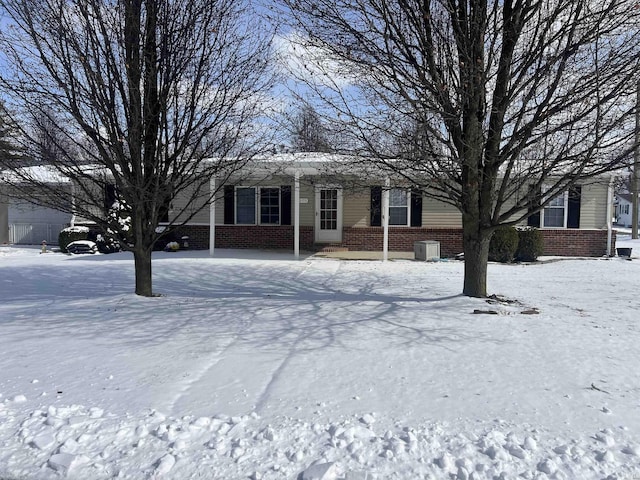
[516,227,544,262]
[489,226,519,263]
[58,226,90,253]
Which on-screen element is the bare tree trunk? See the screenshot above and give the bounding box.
[462,219,491,298]
[133,248,153,297]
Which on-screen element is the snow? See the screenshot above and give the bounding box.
[1,165,70,184]
[1,238,640,479]
[61,226,90,234]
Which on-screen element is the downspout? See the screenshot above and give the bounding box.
[382,177,390,261]
[209,176,216,257]
[606,175,614,257]
[294,170,300,259]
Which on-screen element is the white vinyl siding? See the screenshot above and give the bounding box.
[580,182,608,229]
[422,196,462,227]
[343,190,369,227]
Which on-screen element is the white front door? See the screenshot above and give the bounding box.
[315,187,343,243]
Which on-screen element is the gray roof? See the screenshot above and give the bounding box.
[617,193,638,203]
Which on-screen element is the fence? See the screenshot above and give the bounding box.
[9,223,67,245]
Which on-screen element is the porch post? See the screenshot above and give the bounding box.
[70,182,76,227]
[382,177,390,261]
[209,176,216,257]
[294,170,300,259]
[607,175,614,257]
[0,191,8,244]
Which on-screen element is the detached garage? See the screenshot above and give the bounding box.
[1,166,72,245]
[8,199,71,245]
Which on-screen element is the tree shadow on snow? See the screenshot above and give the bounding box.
[0,254,499,354]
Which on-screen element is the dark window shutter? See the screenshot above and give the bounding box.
[104,184,117,214]
[224,185,235,224]
[567,185,581,229]
[527,211,541,227]
[281,185,292,225]
[370,186,382,226]
[159,199,170,223]
[527,186,541,227]
[410,189,423,227]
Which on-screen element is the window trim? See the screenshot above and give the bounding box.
[234,186,281,225]
[388,187,411,227]
[541,189,568,228]
[235,186,257,225]
[259,186,281,226]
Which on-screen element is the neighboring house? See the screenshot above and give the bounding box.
[615,193,637,227]
[0,166,72,245]
[8,199,71,245]
[163,153,615,258]
[0,193,8,244]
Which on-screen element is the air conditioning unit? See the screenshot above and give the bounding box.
[414,240,440,261]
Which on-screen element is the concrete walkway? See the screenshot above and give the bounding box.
[312,250,416,260]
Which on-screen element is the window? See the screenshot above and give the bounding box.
[236,187,256,224]
[542,192,567,228]
[260,188,280,225]
[528,185,581,229]
[370,186,422,227]
[235,187,280,225]
[319,189,338,230]
[389,188,409,226]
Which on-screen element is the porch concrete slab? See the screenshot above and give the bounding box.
[313,250,415,260]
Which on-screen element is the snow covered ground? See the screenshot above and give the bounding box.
[1,236,640,479]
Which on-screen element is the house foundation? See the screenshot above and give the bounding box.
[175,225,615,258]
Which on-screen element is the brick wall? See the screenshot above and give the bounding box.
[342,227,464,256]
[539,229,615,257]
[175,225,615,258]
[342,227,613,257]
[171,225,209,249]
[176,225,315,251]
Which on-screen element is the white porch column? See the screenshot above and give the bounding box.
[382,177,390,262]
[0,191,8,244]
[606,175,614,257]
[294,170,300,259]
[209,176,216,257]
[70,182,76,227]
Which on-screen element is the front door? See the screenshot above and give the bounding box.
[315,187,343,243]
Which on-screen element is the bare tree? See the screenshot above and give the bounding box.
[0,102,24,167]
[290,104,332,152]
[29,106,69,167]
[279,0,640,297]
[0,0,275,296]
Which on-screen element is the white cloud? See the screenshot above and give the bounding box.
[273,31,354,90]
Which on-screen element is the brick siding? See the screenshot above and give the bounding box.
[342,227,464,256]
[342,227,614,257]
[538,229,615,257]
[176,225,315,251]
[174,225,615,258]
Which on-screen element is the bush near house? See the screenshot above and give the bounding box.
[58,226,90,253]
[489,226,519,263]
[516,228,544,262]
[152,228,181,251]
[94,233,121,254]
